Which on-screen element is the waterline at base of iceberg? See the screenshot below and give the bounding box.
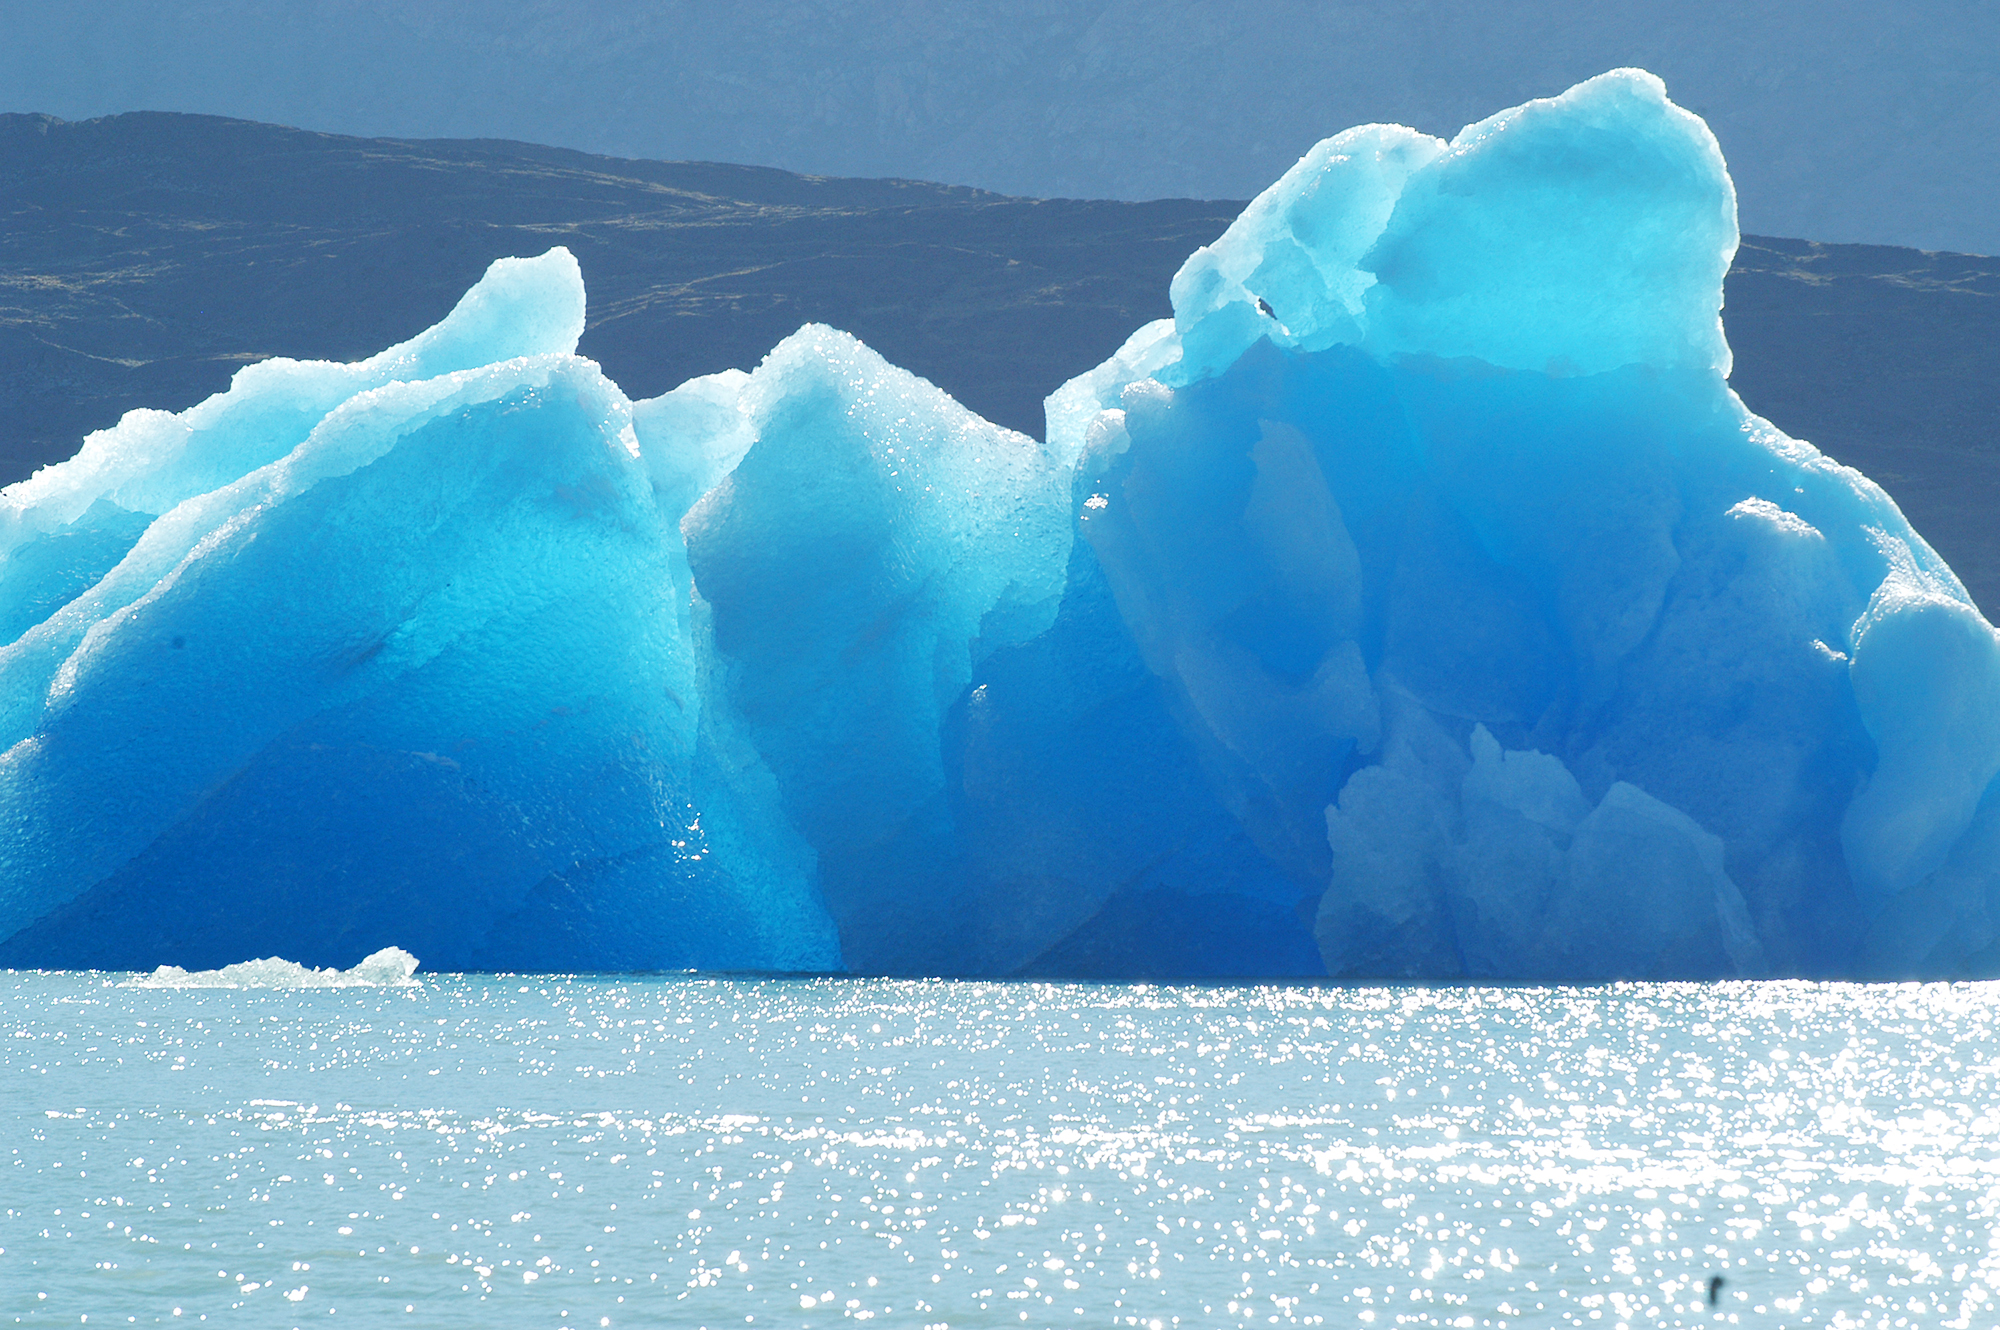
[7,971,1999,1328]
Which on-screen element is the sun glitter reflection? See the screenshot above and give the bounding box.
[5,976,2000,1328]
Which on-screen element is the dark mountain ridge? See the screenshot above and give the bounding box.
[4,110,1997,613]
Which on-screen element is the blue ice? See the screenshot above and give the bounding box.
[1,70,1994,978]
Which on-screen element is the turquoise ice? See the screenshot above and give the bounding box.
[1,70,1994,978]
[0,256,840,974]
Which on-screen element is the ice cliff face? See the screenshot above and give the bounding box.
[2,70,1995,977]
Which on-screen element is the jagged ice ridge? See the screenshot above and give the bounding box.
[1,70,1995,979]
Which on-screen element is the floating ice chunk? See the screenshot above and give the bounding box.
[4,69,1998,980]
[127,946,420,988]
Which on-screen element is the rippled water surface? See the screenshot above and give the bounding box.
[5,974,2000,1329]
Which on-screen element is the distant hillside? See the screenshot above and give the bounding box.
[2,111,1996,615]
[1721,237,2000,618]
[6,0,1997,253]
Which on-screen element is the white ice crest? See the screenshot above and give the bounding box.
[124,946,419,989]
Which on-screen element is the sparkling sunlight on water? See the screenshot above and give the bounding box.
[5,975,1999,1329]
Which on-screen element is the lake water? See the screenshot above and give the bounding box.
[4,972,1998,1329]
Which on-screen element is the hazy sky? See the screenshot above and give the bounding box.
[5,0,1995,255]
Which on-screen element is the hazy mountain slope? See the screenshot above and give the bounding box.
[3,111,1996,615]
[3,0,1996,254]
[1725,238,2000,620]
[0,111,1238,457]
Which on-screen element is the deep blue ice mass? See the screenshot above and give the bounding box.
[1,70,1997,979]
[8,968,2000,1329]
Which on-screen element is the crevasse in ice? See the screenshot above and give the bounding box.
[1,69,1994,978]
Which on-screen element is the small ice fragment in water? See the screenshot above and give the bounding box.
[125,946,419,988]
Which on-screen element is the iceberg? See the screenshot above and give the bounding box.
[0,69,1995,979]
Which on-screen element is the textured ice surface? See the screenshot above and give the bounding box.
[1,69,1995,978]
[0,253,839,975]
[126,946,420,988]
[1062,70,2000,979]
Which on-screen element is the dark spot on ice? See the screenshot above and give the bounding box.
[1707,1274,1725,1305]
[171,636,185,649]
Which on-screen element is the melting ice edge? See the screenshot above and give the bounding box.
[2,70,1997,980]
